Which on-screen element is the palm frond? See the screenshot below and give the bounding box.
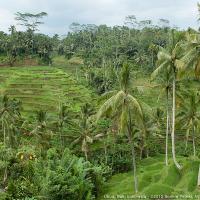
[99,90,117,102]
[113,90,125,111]
[127,94,143,117]
[195,59,200,77]
[71,136,81,146]
[181,46,199,70]
[94,133,104,140]
[96,95,116,121]
[120,108,128,134]
[157,50,171,61]
[81,138,87,152]
[86,135,93,143]
[151,60,169,80]
[175,59,185,71]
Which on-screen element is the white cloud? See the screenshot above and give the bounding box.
[0,8,15,31]
[0,0,199,35]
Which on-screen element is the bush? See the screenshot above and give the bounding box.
[37,148,111,200]
[1,147,110,199]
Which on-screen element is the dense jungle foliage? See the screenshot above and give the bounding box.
[1,6,200,200]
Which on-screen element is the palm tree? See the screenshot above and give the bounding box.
[152,70,172,166]
[0,95,21,147]
[135,106,161,160]
[181,31,200,78]
[30,110,52,156]
[96,63,143,193]
[57,103,74,150]
[95,119,110,164]
[163,74,171,166]
[71,117,93,161]
[177,92,200,157]
[71,103,104,161]
[0,95,21,186]
[151,31,184,169]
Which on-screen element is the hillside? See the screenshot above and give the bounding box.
[99,155,200,200]
[1,65,200,199]
[0,66,93,116]
[1,2,200,199]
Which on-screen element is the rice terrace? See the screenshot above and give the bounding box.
[0,65,93,115]
[1,1,200,200]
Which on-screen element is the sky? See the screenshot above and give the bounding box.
[0,0,199,36]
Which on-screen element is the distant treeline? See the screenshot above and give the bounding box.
[0,11,186,69]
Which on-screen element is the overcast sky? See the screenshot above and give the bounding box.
[0,0,199,36]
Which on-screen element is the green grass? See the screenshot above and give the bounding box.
[99,155,200,200]
[0,66,93,116]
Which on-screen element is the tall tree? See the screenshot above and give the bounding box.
[0,96,21,186]
[177,92,200,157]
[15,12,48,57]
[152,61,172,166]
[56,103,73,150]
[97,63,143,193]
[0,95,21,147]
[15,12,48,32]
[151,31,184,169]
[181,31,200,78]
[30,110,52,156]
[124,15,138,39]
[71,103,103,160]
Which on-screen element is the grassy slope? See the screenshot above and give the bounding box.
[1,59,200,199]
[0,65,93,116]
[99,155,200,200]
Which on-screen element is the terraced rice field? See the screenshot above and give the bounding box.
[0,66,93,116]
[99,155,200,200]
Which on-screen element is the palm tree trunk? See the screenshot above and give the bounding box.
[128,111,138,193]
[3,166,7,187]
[3,125,5,146]
[140,147,143,160]
[185,138,188,153]
[198,164,200,187]
[146,148,149,158]
[151,51,154,68]
[128,132,138,193]
[165,89,169,166]
[84,151,88,161]
[76,67,79,81]
[3,120,6,146]
[104,141,108,164]
[171,74,181,169]
[192,126,196,157]
[144,134,149,158]
[59,127,63,151]
[115,47,118,60]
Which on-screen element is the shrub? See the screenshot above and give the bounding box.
[37,148,111,200]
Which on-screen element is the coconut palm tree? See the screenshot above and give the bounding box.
[71,103,104,161]
[134,106,162,160]
[0,95,21,186]
[56,103,74,150]
[96,63,143,193]
[95,118,111,164]
[152,70,172,166]
[71,117,93,161]
[0,95,21,147]
[177,92,200,157]
[151,31,184,169]
[30,110,52,156]
[181,31,200,78]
